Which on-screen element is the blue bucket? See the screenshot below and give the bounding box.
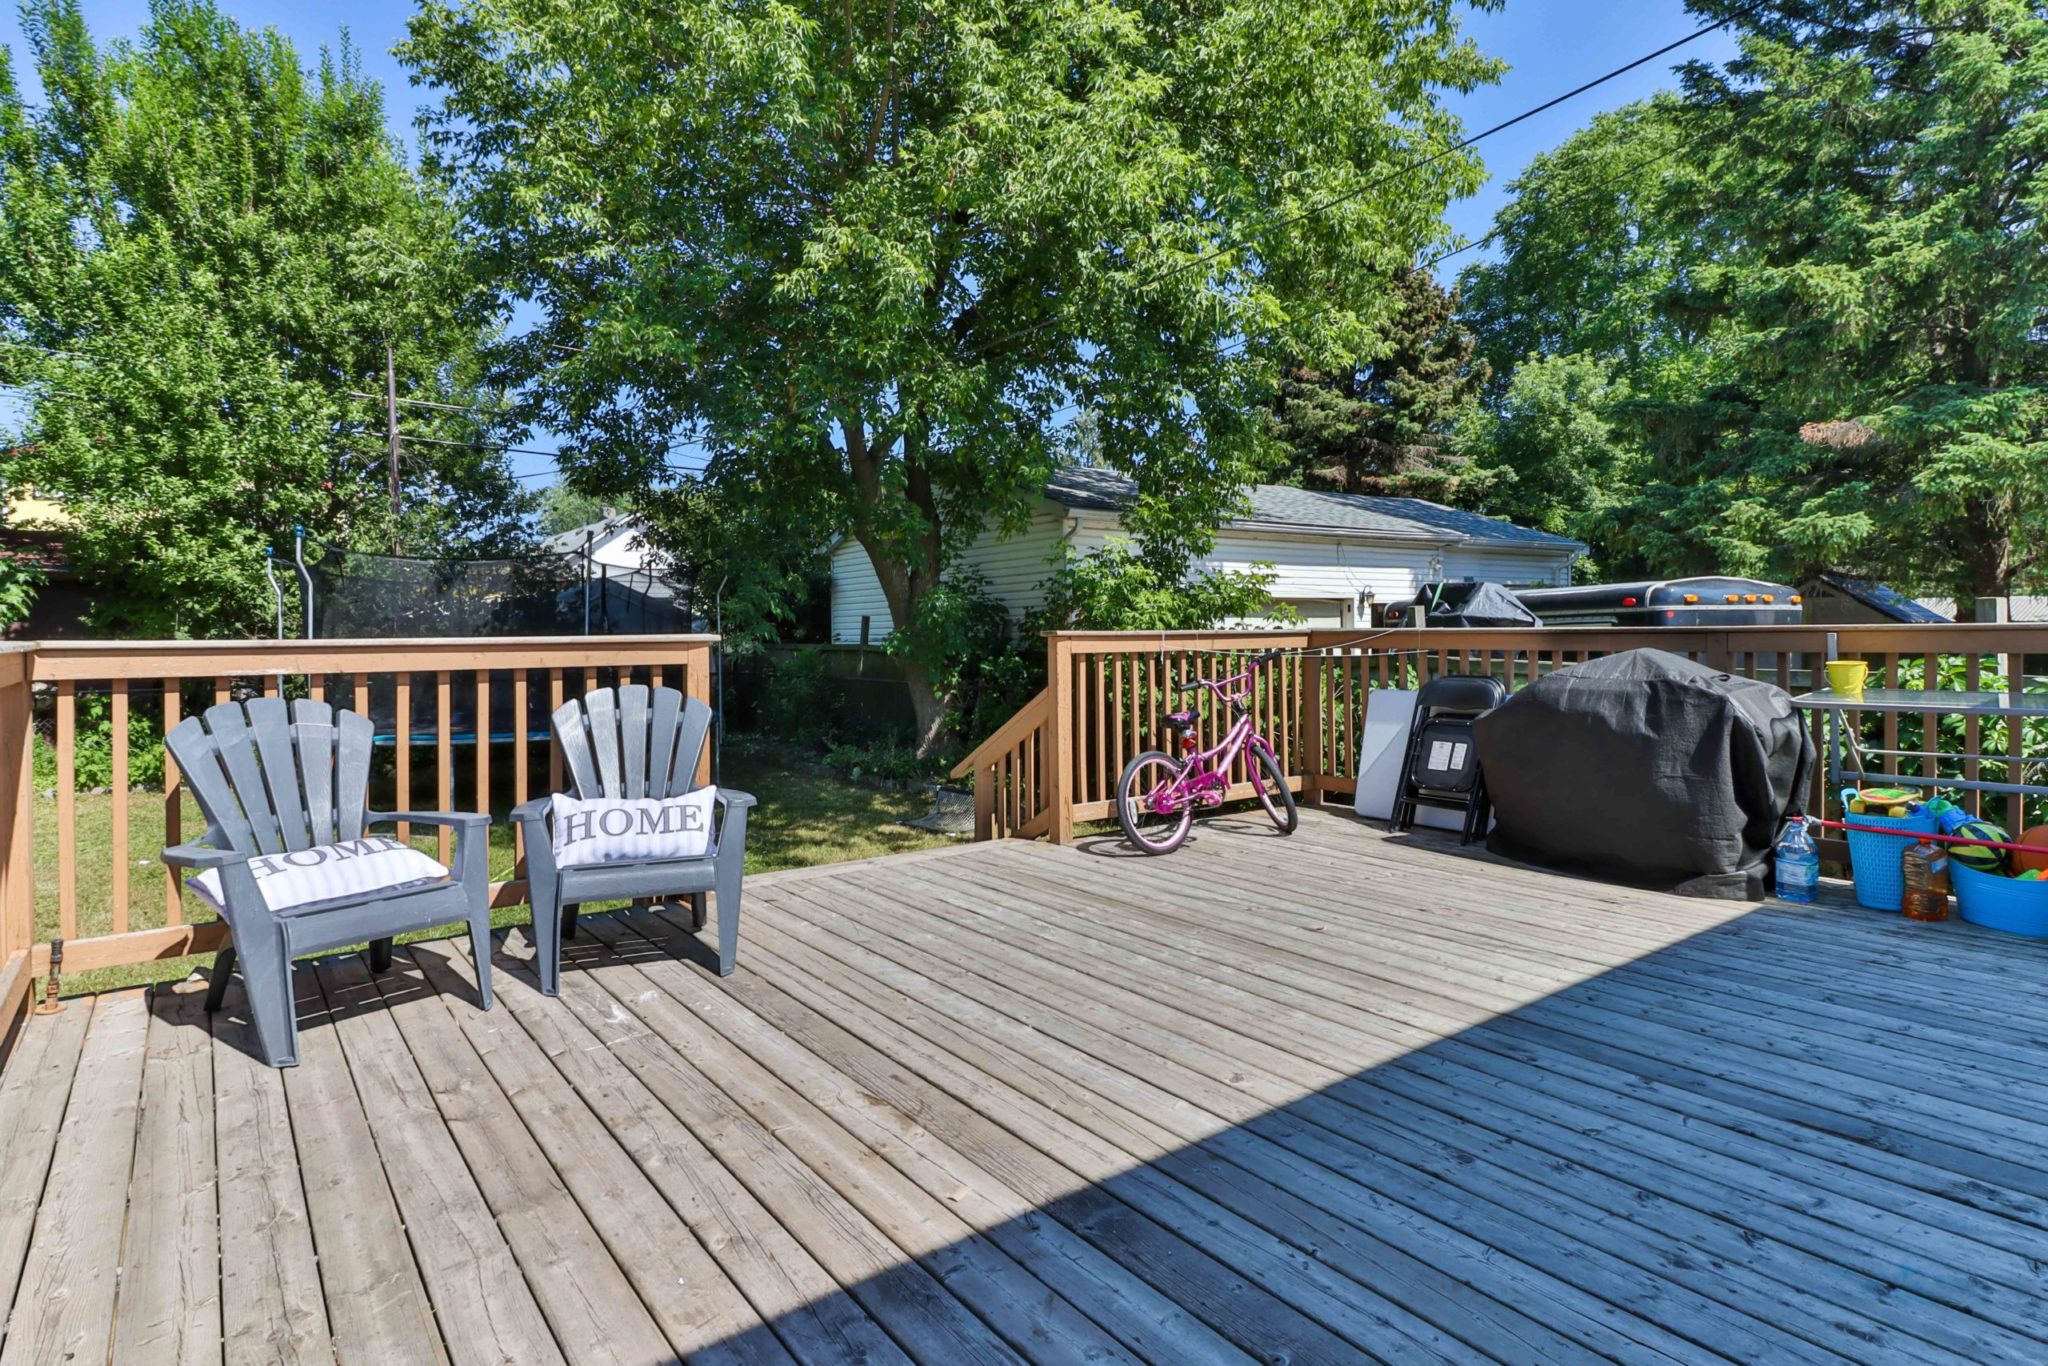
[1953,862,2048,938]
[1844,802,1937,911]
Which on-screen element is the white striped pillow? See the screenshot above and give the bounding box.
[191,837,450,913]
[552,789,717,868]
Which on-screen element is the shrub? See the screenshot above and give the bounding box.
[888,568,1042,750]
[754,648,846,747]
[35,691,168,791]
[1028,539,1297,631]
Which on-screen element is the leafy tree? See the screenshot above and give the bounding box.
[1451,352,1633,574]
[1270,270,1488,498]
[1457,98,1727,399]
[0,0,529,636]
[1459,4,2048,605]
[401,0,1502,751]
[1666,0,2048,605]
[537,485,610,536]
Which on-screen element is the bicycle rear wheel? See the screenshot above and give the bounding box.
[1250,743,1299,835]
[1117,750,1194,854]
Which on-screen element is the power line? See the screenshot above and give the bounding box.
[965,0,1769,363]
[398,431,588,459]
[1031,0,1988,434]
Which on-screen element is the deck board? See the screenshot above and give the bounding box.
[213,991,333,1366]
[111,988,220,1366]
[0,992,148,1366]
[5,809,2048,1365]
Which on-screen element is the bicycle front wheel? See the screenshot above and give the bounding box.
[1117,750,1194,855]
[1250,743,1299,835]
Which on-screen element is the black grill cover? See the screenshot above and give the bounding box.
[1472,649,1815,900]
[1400,581,1541,628]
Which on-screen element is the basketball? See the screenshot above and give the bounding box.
[2014,826,2048,876]
[1950,820,2010,874]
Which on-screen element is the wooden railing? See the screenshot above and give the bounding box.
[963,624,2048,847]
[950,687,1053,839]
[0,635,715,1047]
[0,646,35,1049]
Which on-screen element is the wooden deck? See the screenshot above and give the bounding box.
[4,809,2048,1365]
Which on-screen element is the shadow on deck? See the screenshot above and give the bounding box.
[2,809,2045,1364]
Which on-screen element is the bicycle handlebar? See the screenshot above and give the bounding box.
[1177,651,1285,696]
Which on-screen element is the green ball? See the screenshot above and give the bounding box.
[1951,820,2009,874]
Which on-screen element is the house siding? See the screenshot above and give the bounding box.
[831,508,1574,643]
[829,505,1068,643]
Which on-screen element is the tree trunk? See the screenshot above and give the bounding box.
[1961,495,2013,618]
[899,656,951,758]
[851,527,953,756]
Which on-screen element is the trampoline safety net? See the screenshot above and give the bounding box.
[311,550,694,638]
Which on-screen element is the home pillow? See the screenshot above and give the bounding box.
[552,788,717,868]
[190,836,451,913]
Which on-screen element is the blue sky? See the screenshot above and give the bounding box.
[2,1,1740,485]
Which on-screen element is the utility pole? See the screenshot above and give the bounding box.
[385,341,402,554]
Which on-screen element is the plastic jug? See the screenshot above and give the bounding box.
[1776,816,1820,903]
[1901,836,1951,921]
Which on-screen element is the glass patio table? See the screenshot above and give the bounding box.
[1790,687,2048,802]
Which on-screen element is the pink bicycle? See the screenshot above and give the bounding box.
[1115,652,1299,854]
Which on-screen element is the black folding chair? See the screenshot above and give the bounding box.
[1390,675,1508,844]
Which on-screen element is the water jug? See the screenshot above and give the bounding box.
[1776,816,1819,904]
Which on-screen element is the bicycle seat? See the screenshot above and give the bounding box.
[1162,710,1199,732]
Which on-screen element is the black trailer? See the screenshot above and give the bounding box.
[1512,577,1802,628]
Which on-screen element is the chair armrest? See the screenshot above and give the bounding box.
[712,788,752,861]
[160,841,249,870]
[367,810,492,830]
[510,797,554,824]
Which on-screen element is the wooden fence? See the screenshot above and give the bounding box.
[954,624,2048,844]
[0,635,715,1049]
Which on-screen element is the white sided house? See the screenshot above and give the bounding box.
[830,465,1583,643]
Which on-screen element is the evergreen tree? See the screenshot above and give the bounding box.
[1271,270,1488,497]
[1665,0,2048,605]
[0,0,528,636]
[1460,3,2047,603]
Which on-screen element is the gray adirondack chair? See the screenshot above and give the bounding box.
[512,684,753,995]
[162,698,493,1068]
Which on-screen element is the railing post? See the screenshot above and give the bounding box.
[1299,649,1324,806]
[973,762,995,841]
[1046,633,1075,844]
[2,657,30,959]
[0,649,35,1047]
[685,642,713,787]
[1704,628,1735,675]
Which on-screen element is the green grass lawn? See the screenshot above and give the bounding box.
[35,744,957,996]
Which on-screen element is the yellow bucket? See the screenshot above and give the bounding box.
[1826,659,1869,695]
